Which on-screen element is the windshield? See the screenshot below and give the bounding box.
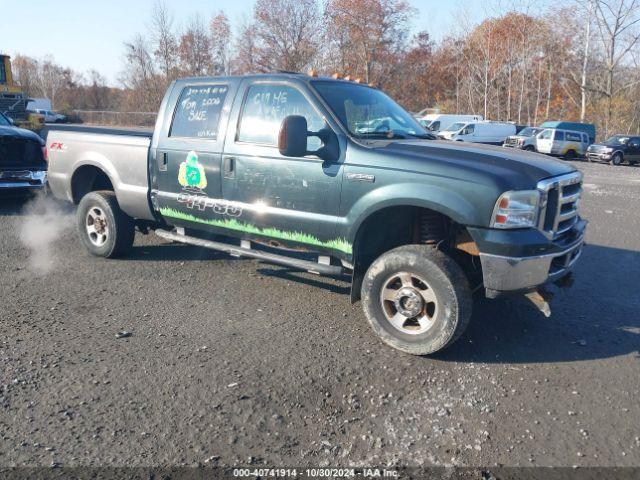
[604,135,630,145]
[312,81,430,139]
[518,127,542,137]
[443,122,467,132]
[0,113,11,126]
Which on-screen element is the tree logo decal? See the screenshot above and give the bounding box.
[178,150,207,190]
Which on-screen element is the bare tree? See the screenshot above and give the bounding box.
[150,1,178,81]
[252,0,322,72]
[210,11,232,75]
[36,56,69,109]
[325,0,414,84]
[233,18,260,74]
[85,70,110,110]
[121,34,163,111]
[11,54,39,97]
[578,0,597,121]
[178,15,212,76]
[593,0,640,134]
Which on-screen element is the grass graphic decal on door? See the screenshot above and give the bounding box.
[159,207,353,254]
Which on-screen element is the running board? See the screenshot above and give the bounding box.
[155,229,344,276]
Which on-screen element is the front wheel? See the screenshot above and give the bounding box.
[361,245,472,355]
[610,152,623,166]
[76,191,135,258]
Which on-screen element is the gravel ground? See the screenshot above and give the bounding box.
[0,160,639,469]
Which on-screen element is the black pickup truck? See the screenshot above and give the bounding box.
[586,134,640,165]
[46,73,586,355]
[0,112,47,193]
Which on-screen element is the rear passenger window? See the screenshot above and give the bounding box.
[170,84,228,139]
[238,84,324,150]
[554,131,565,141]
[566,132,581,142]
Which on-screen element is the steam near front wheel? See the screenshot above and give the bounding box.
[361,245,472,355]
[76,191,135,258]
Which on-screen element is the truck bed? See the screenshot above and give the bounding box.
[46,125,155,221]
[42,124,154,140]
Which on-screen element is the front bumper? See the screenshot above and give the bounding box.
[586,152,612,161]
[0,170,47,190]
[473,219,586,293]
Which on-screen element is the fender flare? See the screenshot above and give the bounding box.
[345,182,482,246]
[70,159,119,203]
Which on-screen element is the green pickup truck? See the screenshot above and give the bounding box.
[46,73,586,355]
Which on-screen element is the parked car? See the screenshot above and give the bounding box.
[419,114,483,133]
[539,121,596,144]
[586,135,640,165]
[503,126,544,151]
[33,108,67,123]
[535,128,591,159]
[45,73,585,356]
[0,112,47,193]
[438,121,516,145]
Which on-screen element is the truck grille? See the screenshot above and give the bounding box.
[537,172,583,239]
[504,137,519,147]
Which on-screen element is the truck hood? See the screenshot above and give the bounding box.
[588,142,619,151]
[0,125,44,144]
[375,140,575,190]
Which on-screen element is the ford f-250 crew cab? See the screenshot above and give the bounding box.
[46,73,586,355]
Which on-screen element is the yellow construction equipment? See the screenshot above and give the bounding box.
[0,55,44,130]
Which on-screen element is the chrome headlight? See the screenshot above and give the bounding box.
[491,190,540,229]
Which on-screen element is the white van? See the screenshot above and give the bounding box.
[535,128,591,158]
[419,114,483,133]
[438,121,516,145]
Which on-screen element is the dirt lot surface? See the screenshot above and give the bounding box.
[1,160,639,469]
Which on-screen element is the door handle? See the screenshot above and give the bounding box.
[158,152,168,172]
[223,156,235,179]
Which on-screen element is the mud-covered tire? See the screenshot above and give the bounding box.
[76,191,135,258]
[361,245,472,355]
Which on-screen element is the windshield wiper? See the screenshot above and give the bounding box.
[355,131,409,140]
[403,132,436,140]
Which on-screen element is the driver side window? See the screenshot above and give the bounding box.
[539,129,553,140]
[462,124,475,135]
[238,84,324,151]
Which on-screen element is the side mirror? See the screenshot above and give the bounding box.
[278,115,308,158]
[278,115,340,162]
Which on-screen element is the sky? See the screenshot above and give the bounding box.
[1,0,501,86]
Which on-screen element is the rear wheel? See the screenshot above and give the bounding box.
[361,245,472,355]
[611,152,623,166]
[564,150,577,160]
[76,191,135,258]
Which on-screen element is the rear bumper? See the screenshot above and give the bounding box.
[472,219,586,293]
[0,170,47,189]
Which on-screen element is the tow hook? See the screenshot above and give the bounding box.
[524,288,554,318]
[554,271,574,289]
